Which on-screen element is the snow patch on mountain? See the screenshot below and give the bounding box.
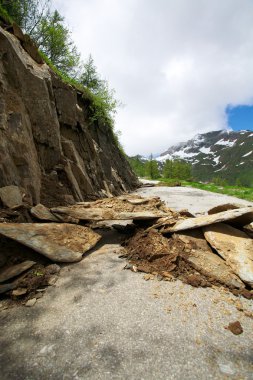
[214,164,226,172]
[242,151,252,157]
[212,156,220,165]
[199,147,212,154]
[155,129,253,182]
[215,139,235,147]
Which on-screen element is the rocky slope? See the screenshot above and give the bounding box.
[157,130,253,185]
[0,24,138,207]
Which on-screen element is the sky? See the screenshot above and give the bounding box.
[52,0,253,156]
[227,106,253,131]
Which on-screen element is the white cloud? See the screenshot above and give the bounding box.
[52,0,253,155]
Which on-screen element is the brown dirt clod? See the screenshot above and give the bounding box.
[225,321,243,335]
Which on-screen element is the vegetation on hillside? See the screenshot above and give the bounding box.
[0,0,121,145]
[128,156,192,181]
[128,154,252,201]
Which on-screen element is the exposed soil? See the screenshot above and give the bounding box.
[125,229,212,284]
[124,228,253,299]
[0,206,33,223]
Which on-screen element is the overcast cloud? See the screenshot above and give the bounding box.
[52,0,253,155]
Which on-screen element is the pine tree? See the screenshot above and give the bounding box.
[80,55,102,93]
[145,154,160,179]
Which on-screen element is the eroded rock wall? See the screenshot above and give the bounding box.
[0,26,138,206]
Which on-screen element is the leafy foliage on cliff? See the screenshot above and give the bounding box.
[35,10,81,78]
[0,0,50,34]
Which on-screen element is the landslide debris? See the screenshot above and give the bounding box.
[0,193,253,308]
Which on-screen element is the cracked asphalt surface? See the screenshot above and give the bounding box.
[0,186,253,380]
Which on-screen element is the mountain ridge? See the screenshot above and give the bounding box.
[156,130,253,185]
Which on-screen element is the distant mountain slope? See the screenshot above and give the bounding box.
[156,130,253,185]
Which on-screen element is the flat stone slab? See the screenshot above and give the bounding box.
[51,206,170,221]
[0,186,23,209]
[0,260,36,283]
[175,230,244,289]
[161,207,253,233]
[0,282,17,294]
[0,223,101,263]
[30,204,59,222]
[207,203,242,215]
[31,204,79,224]
[203,223,253,287]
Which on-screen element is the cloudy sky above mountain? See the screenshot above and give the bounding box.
[52,0,253,155]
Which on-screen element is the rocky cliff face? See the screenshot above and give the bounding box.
[0,26,138,207]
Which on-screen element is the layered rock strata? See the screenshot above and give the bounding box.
[0,24,138,207]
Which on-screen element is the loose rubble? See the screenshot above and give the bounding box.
[0,192,253,308]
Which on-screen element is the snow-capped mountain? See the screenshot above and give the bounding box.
[156,130,253,185]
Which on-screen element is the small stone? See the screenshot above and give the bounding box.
[157,274,163,281]
[46,264,61,275]
[0,185,23,209]
[25,298,37,307]
[123,263,132,270]
[47,276,58,286]
[30,204,59,222]
[132,265,138,273]
[35,292,43,299]
[225,321,243,335]
[143,274,154,281]
[12,288,28,297]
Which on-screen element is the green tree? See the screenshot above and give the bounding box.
[128,156,146,177]
[80,55,121,126]
[163,159,173,178]
[145,154,160,179]
[80,55,102,93]
[163,159,191,180]
[35,10,80,77]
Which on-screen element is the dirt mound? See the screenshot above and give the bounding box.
[125,229,210,283]
[124,228,253,299]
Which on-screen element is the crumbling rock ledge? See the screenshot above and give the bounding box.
[0,25,139,207]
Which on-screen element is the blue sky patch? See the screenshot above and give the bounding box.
[227,105,253,131]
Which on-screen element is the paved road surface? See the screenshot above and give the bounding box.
[0,187,253,380]
[138,181,253,214]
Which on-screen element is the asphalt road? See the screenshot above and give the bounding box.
[0,187,253,380]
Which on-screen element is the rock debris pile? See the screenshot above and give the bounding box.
[0,190,253,307]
